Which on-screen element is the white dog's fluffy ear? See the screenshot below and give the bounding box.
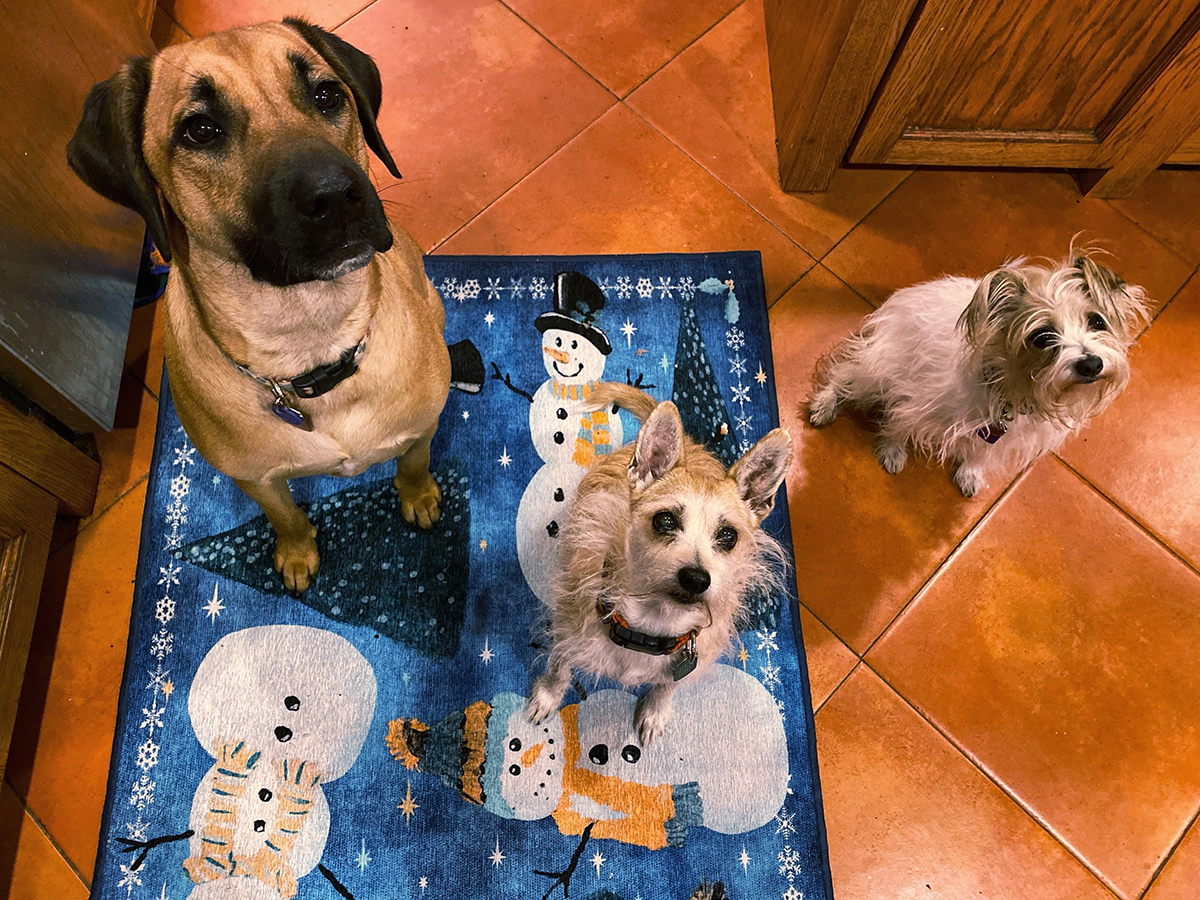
[1074,252,1150,337]
[729,428,793,524]
[960,268,1027,350]
[629,401,684,489]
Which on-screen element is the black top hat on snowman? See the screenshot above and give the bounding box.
[534,271,613,356]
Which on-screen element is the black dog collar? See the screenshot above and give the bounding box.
[222,324,371,430]
[596,594,699,682]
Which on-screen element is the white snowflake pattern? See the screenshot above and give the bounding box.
[146,664,170,692]
[782,887,804,900]
[172,446,196,468]
[485,278,503,300]
[757,629,779,653]
[117,862,143,893]
[636,277,653,299]
[656,276,675,298]
[678,276,696,299]
[155,596,176,625]
[760,662,782,688]
[136,738,160,772]
[439,277,458,299]
[164,502,187,529]
[726,327,746,351]
[778,845,801,882]
[150,628,174,660]
[774,811,796,837]
[168,473,191,502]
[459,279,481,301]
[736,412,754,435]
[125,816,149,842]
[529,277,550,300]
[130,774,155,810]
[732,383,751,405]
[596,277,613,297]
[509,278,524,297]
[615,276,633,299]
[163,530,184,552]
[730,356,748,377]
[140,698,165,734]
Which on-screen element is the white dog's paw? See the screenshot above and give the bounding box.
[526,679,563,724]
[807,388,840,427]
[875,439,909,475]
[634,687,674,747]
[953,465,986,498]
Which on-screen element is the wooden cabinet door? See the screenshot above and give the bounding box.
[847,0,1200,196]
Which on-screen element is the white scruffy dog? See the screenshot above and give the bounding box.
[808,247,1149,497]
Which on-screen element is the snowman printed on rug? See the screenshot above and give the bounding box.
[496,272,622,604]
[386,664,787,851]
[181,625,377,899]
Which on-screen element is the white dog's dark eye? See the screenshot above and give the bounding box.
[652,511,679,534]
[715,526,738,552]
[1087,313,1108,332]
[312,81,345,115]
[1028,327,1057,350]
[182,115,222,145]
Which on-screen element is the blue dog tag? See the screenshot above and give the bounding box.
[270,384,312,431]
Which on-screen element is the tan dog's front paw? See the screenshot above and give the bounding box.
[274,527,319,592]
[395,472,442,529]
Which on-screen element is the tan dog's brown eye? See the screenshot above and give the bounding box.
[312,81,345,115]
[182,115,222,145]
[1087,313,1108,332]
[715,526,738,551]
[652,511,678,534]
[1028,327,1057,350]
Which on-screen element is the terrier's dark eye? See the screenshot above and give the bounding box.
[1087,313,1108,332]
[1028,327,1057,350]
[182,115,222,146]
[652,511,679,534]
[311,81,345,115]
[714,526,738,552]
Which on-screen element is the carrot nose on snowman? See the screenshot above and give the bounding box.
[544,346,571,364]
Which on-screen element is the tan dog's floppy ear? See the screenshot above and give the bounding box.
[67,57,172,261]
[1074,252,1150,337]
[729,428,793,524]
[958,268,1025,349]
[285,18,402,179]
[629,401,684,490]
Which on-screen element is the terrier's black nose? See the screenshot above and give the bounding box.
[1074,355,1103,379]
[677,566,711,596]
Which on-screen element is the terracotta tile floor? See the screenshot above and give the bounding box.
[8,1,1200,897]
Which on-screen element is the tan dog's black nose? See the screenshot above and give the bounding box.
[289,157,365,222]
[677,566,710,597]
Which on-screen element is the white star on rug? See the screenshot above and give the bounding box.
[489,837,506,867]
[498,447,512,468]
[202,583,224,622]
[621,319,637,346]
[485,311,495,327]
[356,839,372,871]
[739,844,751,873]
[480,638,494,664]
[591,848,606,877]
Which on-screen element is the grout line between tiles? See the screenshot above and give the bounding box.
[52,475,151,557]
[15,792,92,891]
[617,0,748,100]
[492,1,621,101]
[1138,802,1200,900]
[1099,197,1200,284]
[864,664,1126,899]
[812,659,862,718]
[812,169,915,273]
[857,466,1030,661]
[332,0,384,32]
[1053,456,1200,582]
[157,5,192,40]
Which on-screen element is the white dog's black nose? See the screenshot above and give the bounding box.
[677,566,710,596]
[1074,355,1104,379]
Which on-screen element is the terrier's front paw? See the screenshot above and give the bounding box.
[875,439,909,475]
[634,687,674,747]
[395,472,442,529]
[274,526,319,592]
[953,465,986,498]
[807,388,840,427]
[526,680,562,724]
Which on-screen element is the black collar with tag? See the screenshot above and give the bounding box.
[596,594,699,681]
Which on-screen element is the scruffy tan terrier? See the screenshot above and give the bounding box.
[527,383,793,745]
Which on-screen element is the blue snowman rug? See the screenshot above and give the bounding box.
[93,252,833,900]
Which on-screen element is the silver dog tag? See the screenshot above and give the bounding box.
[672,639,698,682]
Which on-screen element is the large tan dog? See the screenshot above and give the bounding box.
[68,20,450,591]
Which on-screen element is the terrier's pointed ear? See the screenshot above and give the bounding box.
[729,428,793,524]
[628,402,684,489]
[67,56,172,261]
[1075,253,1150,336]
[959,268,1025,349]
